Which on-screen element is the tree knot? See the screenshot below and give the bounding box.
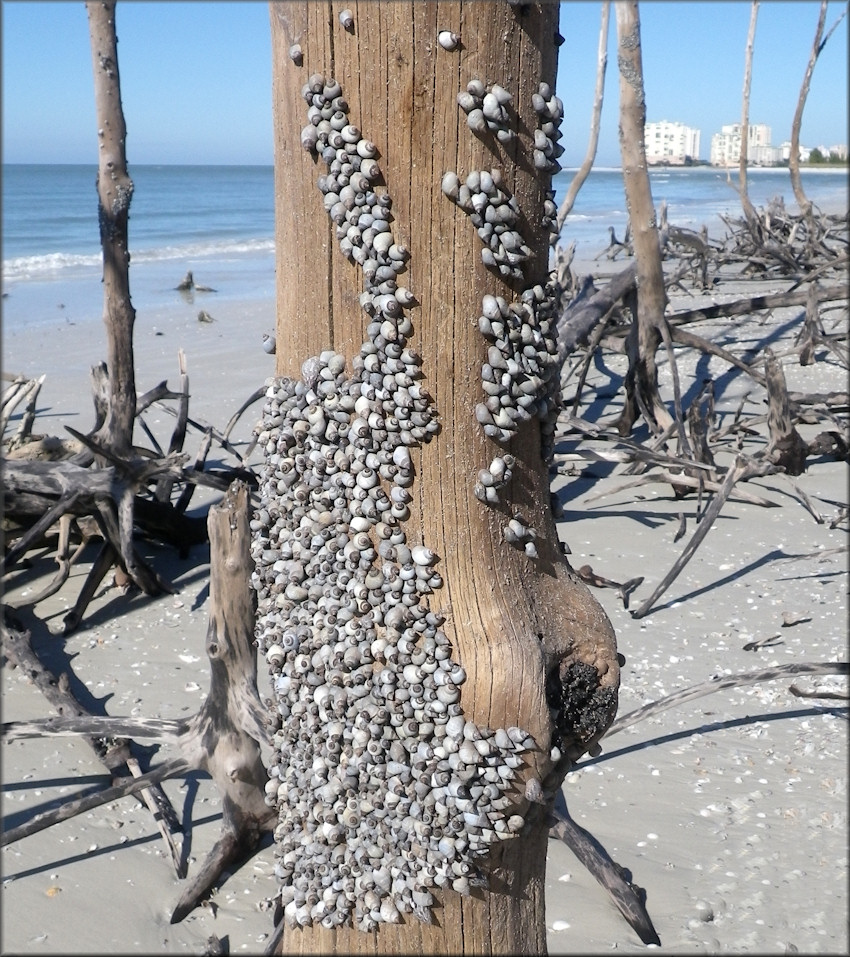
[545,658,618,759]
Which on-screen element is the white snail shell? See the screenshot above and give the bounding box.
[438,30,459,50]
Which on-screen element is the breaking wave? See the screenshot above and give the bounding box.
[3,237,275,283]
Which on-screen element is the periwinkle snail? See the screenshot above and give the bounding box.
[440,75,567,540]
[437,30,459,51]
[456,78,515,144]
[441,164,530,281]
[253,70,541,932]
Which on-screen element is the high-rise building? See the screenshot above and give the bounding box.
[710,123,780,166]
[645,120,701,164]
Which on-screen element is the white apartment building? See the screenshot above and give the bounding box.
[779,141,812,163]
[710,123,780,166]
[645,120,701,164]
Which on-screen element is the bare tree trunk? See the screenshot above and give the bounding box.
[171,480,275,923]
[789,1,845,221]
[613,1,671,435]
[556,1,610,233]
[86,0,136,454]
[265,2,619,953]
[737,1,760,231]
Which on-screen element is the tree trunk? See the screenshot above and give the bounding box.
[613,1,671,435]
[737,1,760,232]
[86,0,136,454]
[264,3,619,953]
[788,0,840,222]
[788,0,826,217]
[171,480,275,923]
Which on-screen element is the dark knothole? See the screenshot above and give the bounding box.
[546,659,617,753]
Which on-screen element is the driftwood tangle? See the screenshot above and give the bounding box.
[2,481,275,922]
[554,186,848,621]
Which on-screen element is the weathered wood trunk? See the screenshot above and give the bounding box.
[613,1,670,435]
[789,0,827,222]
[171,480,275,923]
[86,0,136,454]
[737,1,760,232]
[266,2,619,953]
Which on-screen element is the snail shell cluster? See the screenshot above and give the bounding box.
[531,81,564,175]
[473,283,561,472]
[300,76,409,284]
[252,72,539,932]
[441,79,566,549]
[456,78,516,145]
[474,453,515,506]
[533,82,564,246]
[503,513,538,559]
[441,168,531,282]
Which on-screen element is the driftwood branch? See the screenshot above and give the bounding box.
[788,1,829,220]
[0,757,192,846]
[735,1,761,232]
[86,0,137,454]
[2,715,185,742]
[764,347,809,475]
[555,1,610,233]
[549,802,660,946]
[1,482,273,923]
[1,373,46,446]
[169,480,274,923]
[630,455,781,618]
[1,608,185,871]
[603,661,849,738]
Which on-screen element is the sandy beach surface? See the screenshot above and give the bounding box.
[2,253,847,955]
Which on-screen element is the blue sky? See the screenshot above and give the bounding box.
[2,1,847,167]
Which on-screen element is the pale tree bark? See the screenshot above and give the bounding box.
[556,1,610,233]
[265,2,619,953]
[86,0,136,455]
[789,0,846,221]
[736,1,760,232]
[613,1,672,435]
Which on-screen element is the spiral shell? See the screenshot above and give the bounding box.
[438,30,459,51]
[250,73,541,934]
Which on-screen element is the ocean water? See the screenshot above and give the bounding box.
[2,163,847,331]
[553,164,849,257]
[2,164,277,331]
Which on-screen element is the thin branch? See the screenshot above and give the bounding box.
[555,1,610,233]
[604,661,849,738]
[737,1,760,229]
[1,757,192,846]
[788,1,832,217]
[549,804,661,946]
[630,455,781,618]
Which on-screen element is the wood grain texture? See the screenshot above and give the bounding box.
[270,4,619,952]
[86,0,137,453]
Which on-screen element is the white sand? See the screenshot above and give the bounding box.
[2,273,847,954]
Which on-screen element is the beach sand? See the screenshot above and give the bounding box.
[1,262,847,954]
